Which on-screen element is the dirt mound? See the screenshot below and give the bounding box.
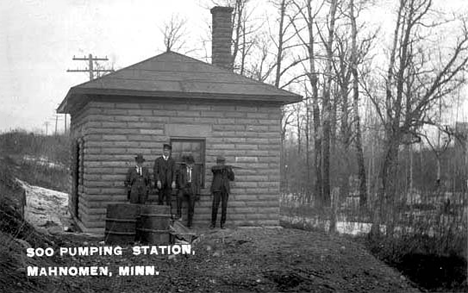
[31,227,419,293]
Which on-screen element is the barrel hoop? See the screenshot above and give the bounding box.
[105,218,137,223]
[141,213,171,217]
[105,231,136,236]
[138,228,170,233]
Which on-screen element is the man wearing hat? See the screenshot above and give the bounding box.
[176,154,201,228]
[210,155,235,229]
[124,154,151,204]
[153,144,176,207]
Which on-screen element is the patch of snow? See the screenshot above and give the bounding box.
[15,178,71,233]
[281,215,387,236]
[22,155,67,170]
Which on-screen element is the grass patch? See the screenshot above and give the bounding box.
[363,234,467,292]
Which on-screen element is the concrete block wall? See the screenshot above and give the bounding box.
[69,98,282,234]
[69,103,92,224]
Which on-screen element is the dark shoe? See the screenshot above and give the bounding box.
[209,223,215,229]
[187,221,192,228]
[220,224,225,229]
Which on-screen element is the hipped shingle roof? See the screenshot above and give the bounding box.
[58,51,301,113]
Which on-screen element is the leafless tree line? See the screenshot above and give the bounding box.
[160,0,468,237]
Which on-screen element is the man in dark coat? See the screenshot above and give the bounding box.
[176,154,201,228]
[210,155,235,229]
[153,144,176,207]
[124,154,151,204]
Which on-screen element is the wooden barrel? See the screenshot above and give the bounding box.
[104,204,139,244]
[138,205,172,244]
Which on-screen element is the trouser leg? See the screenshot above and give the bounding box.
[211,192,221,225]
[158,189,164,205]
[164,188,172,206]
[220,192,229,226]
[188,192,195,227]
[162,188,173,216]
[142,190,148,204]
[129,190,138,204]
[176,190,184,218]
[137,192,144,204]
[137,186,148,204]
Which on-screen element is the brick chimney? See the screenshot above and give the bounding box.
[211,6,234,70]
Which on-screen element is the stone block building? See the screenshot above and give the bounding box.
[57,6,301,234]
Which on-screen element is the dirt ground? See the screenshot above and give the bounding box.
[16,226,420,293]
[3,177,421,293]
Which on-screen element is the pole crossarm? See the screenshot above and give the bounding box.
[67,69,114,72]
[67,53,114,80]
[72,55,109,61]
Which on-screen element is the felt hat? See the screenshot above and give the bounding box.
[216,155,226,162]
[135,154,145,162]
[185,154,195,164]
[163,143,172,150]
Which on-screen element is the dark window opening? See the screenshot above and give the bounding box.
[72,138,84,219]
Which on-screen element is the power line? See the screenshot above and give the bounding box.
[67,53,114,80]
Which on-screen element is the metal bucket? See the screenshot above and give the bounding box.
[104,204,139,244]
[138,205,172,244]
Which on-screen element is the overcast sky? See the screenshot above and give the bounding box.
[0,0,211,134]
[0,0,466,134]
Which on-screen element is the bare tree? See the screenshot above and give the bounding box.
[366,0,468,237]
[331,11,353,204]
[292,102,304,155]
[93,58,115,79]
[291,0,325,203]
[421,125,453,189]
[261,0,308,193]
[321,0,338,207]
[349,0,370,210]
[274,0,289,87]
[160,14,188,52]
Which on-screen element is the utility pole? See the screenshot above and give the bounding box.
[52,114,64,135]
[67,54,114,80]
[55,114,58,135]
[44,121,50,135]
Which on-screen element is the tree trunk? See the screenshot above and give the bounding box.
[274,0,286,88]
[370,0,405,239]
[297,107,302,155]
[340,81,351,204]
[304,0,322,205]
[386,140,399,237]
[305,100,312,202]
[436,154,441,188]
[321,0,338,207]
[350,0,367,211]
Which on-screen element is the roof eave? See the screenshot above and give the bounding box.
[64,87,302,106]
[56,89,75,114]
